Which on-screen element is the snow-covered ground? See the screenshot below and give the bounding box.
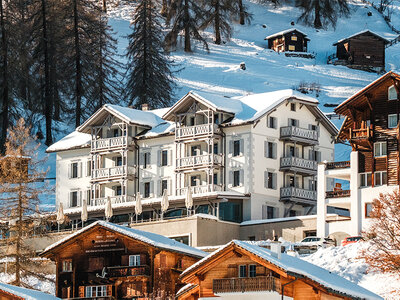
[0,273,55,295]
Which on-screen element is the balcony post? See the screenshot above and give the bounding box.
[350,151,361,236]
[317,163,327,237]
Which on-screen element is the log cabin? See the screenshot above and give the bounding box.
[266,28,309,53]
[178,240,382,300]
[317,71,400,240]
[0,282,60,300]
[333,30,389,72]
[40,221,206,299]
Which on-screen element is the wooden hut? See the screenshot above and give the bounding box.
[40,221,206,299]
[265,28,309,53]
[333,30,389,72]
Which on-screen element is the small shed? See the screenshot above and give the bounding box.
[333,30,389,71]
[265,28,309,53]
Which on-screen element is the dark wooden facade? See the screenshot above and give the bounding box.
[40,222,202,299]
[333,31,389,71]
[335,71,400,186]
[266,29,309,52]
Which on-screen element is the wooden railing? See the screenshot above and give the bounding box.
[213,276,281,294]
[176,154,223,169]
[280,157,317,173]
[326,161,350,170]
[108,265,150,277]
[92,166,136,181]
[326,190,351,198]
[349,127,371,140]
[175,123,218,140]
[280,187,317,202]
[176,184,223,196]
[90,195,135,207]
[280,126,318,143]
[91,136,131,152]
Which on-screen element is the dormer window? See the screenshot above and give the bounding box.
[388,85,397,100]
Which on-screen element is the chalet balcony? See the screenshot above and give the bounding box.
[176,154,223,171]
[326,190,350,198]
[349,127,372,141]
[280,187,317,205]
[91,166,136,182]
[90,195,135,207]
[280,126,319,145]
[108,265,150,278]
[175,123,219,140]
[91,136,132,152]
[213,276,281,294]
[176,184,223,196]
[326,161,350,170]
[280,156,317,176]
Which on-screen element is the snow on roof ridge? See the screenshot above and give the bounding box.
[46,130,91,153]
[42,220,206,258]
[105,104,163,128]
[0,282,60,300]
[335,29,390,44]
[265,28,308,40]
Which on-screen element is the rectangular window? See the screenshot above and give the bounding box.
[113,128,119,137]
[239,265,247,278]
[161,150,168,166]
[144,152,151,168]
[116,156,123,166]
[213,143,218,154]
[191,145,200,156]
[374,142,387,157]
[288,45,295,51]
[249,265,257,277]
[291,35,297,41]
[388,85,397,100]
[115,185,122,196]
[289,210,297,217]
[161,180,168,194]
[62,260,72,272]
[71,162,79,178]
[268,116,277,129]
[70,191,78,207]
[266,172,275,189]
[129,255,141,266]
[189,117,195,126]
[233,170,240,187]
[365,203,373,218]
[290,103,296,111]
[375,171,387,186]
[360,173,372,187]
[289,118,299,127]
[288,145,296,157]
[213,173,218,185]
[388,114,398,128]
[233,140,241,157]
[86,286,107,298]
[144,182,150,198]
[190,176,199,187]
[266,142,275,159]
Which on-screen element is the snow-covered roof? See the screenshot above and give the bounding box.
[105,104,163,128]
[265,28,309,40]
[0,282,60,300]
[46,131,91,153]
[333,29,390,45]
[41,220,206,258]
[181,240,382,300]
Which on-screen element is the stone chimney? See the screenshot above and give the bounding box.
[142,103,149,111]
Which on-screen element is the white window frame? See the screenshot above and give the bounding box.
[62,259,72,272]
[388,114,398,128]
[388,85,397,101]
[268,116,277,129]
[70,162,79,179]
[360,172,372,188]
[86,286,107,297]
[374,171,387,186]
[374,142,387,157]
[129,255,141,267]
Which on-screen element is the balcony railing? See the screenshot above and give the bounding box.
[280,126,318,144]
[176,184,223,196]
[326,190,350,198]
[91,166,136,181]
[213,276,281,294]
[350,127,372,140]
[175,124,218,140]
[280,187,317,203]
[176,154,223,170]
[326,161,350,170]
[90,195,135,207]
[91,136,131,152]
[280,157,317,175]
[108,265,150,278]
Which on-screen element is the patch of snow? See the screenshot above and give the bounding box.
[265,28,308,40]
[46,131,91,153]
[334,29,390,45]
[0,274,56,299]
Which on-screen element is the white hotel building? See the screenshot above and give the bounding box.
[48,90,337,244]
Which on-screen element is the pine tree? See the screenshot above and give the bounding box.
[126,0,175,108]
[165,0,208,52]
[0,0,9,154]
[0,118,53,288]
[295,0,350,29]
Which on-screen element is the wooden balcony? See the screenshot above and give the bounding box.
[213,276,281,294]
[108,265,150,278]
[175,124,219,140]
[349,127,372,141]
[91,136,132,152]
[280,126,319,145]
[280,187,317,205]
[326,190,350,198]
[326,161,350,170]
[176,154,223,171]
[176,184,223,196]
[91,166,136,182]
[280,156,317,176]
[90,195,135,207]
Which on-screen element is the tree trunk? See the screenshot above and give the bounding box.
[0,0,8,154]
[160,0,167,17]
[73,0,82,127]
[239,0,245,25]
[214,0,221,44]
[313,0,322,29]
[102,0,106,12]
[184,0,191,52]
[41,0,52,146]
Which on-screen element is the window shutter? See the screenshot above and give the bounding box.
[168,150,173,166]
[228,141,233,157]
[157,150,161,167]
[228,171,233,188]
[139,153,144,166]
[272,143,277,159]
[275,207,280,218]
[157,180,162,197]
[309,149,313,160]
[69,192,72,207]
[168,179,173,195]
[264,171,268,189]
[316,151,321,163]
[240,169,244,186]
[147,153,151,167]
[79,191,82,206]
[240,139,244,156]
[272,173,277,189]
[264,141,269,158]
[295,147,300,158]
[288,118,292,126]
[262,205,268,219]
[68,164,71,179]
[79,162,82,178]
[139,183,144,197]
[150,181,154,197]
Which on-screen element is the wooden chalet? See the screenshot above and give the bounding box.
[40,221,206,299]
[332,30,389,72]
[335,71,400,187]
[178,240,382,300]
[266,28,309,53]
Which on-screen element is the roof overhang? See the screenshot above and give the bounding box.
[333,30,390,46]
